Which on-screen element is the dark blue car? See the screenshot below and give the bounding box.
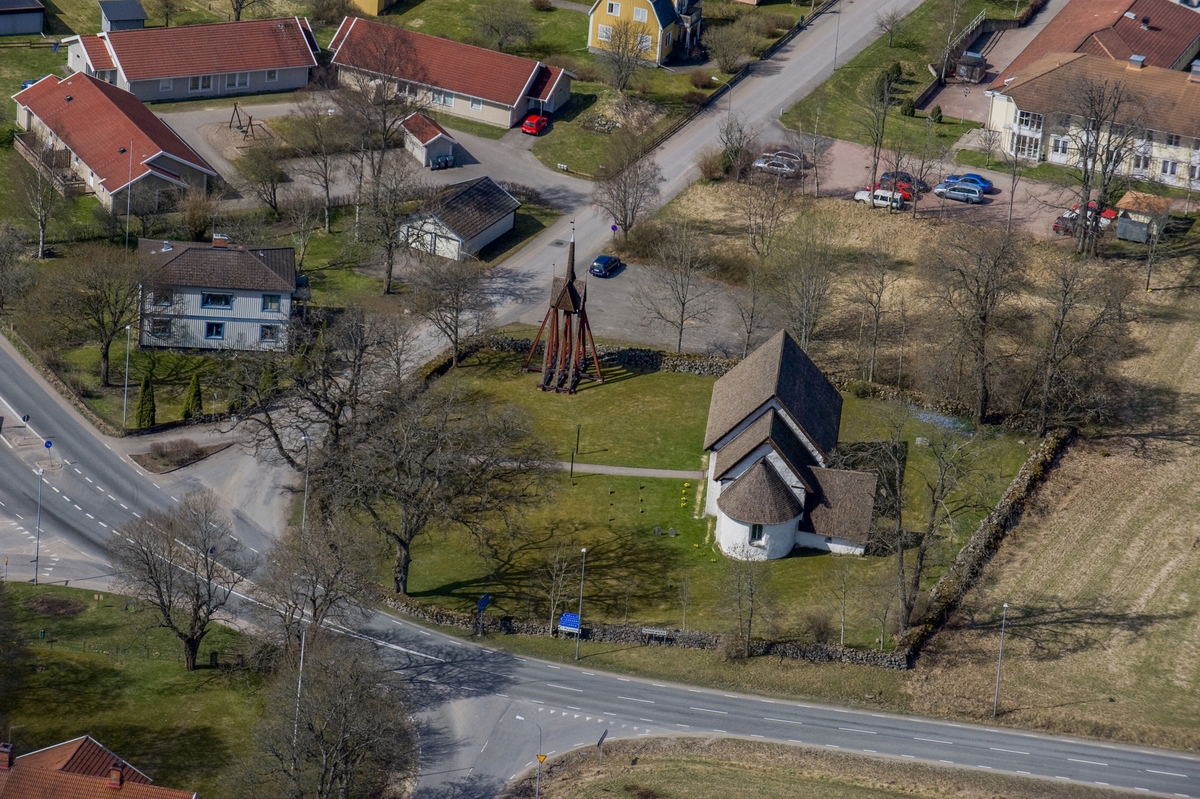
[944,173,994,192]
[589,255,622,277]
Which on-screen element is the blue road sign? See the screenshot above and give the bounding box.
[558,612,580,633]
[44,441,52,449]
[477,593,491,613]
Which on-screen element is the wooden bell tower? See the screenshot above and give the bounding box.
[522,234,604,393]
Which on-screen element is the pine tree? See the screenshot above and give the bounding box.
[135,375,156,429]
[182,373,202,420]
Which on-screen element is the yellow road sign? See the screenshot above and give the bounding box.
[537,754,547,763]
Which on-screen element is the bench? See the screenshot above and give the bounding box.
[641,627,671,640]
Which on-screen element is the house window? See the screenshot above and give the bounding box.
[159,78,172,91]
[1052,138,1068,155]
[1143,130,1154,143]
[201,292,232,308]
[260,324,279,343]
[265,69,278,82]
[189,75,212,92]
[598,23,613,41]
[261,293,281,312]
[1193,138,1200,151]
[1166,133,1181,148]
[1010,132,1040,160]
[664,29,672,48]
[205,322,225,340]
[606,1,619,13]
[432,89,454,108]
[633,6,647,21]
[1016,110,1042,131]
[149,290,171,306]
[1162,160,1179,177]
[470,97,482,111]
[149,318,171,338]
[637,33,652,51]
[749,524,764,544]
[1191,164,1200,181]
[1132,153,1152,171]
[225,72,249,89]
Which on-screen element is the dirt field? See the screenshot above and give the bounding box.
[904,250,1200,749]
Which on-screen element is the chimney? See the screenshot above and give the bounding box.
[161,240,172,252]
[1129,54,1146,70]
[1141,15,1150,29]
[0,742,13,770]
[1191,59,1200,82]
[108,761,123,788]
[212,234,228,249]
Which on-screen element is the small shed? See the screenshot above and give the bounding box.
[1114,190,1172,244]
[0,0,44,35]
[956,52,988,83]
[99,0,145,30]
[401,177,520,261]
[400,112,457,168]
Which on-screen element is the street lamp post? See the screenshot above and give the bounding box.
[301,435,313,531]
[833,10,841,70]
[993,602,1009,717]
[122,324,131,429]
[574,547,587,660]
[33,468,44,585]
[515,715,544,799]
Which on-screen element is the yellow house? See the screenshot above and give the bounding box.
[350,0,385,16]
[588,0,702,64]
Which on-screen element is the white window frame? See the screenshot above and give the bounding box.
[225,72,249,89]
[606,1,619,14]
[432,89,455,108]
[265,69,278,82]
[159,78,172,92]
[1190,163,1200,181]
[1132,153,1152,171]
[205,322,225,340]
[1166,133,1181,148]
[261,294,281,311]
[1162,160,1178,177]
[1052,138,1068,155]
[633,6,647,22]
[188,75,212,93]
[597,23,613,41]
[749,524,764,544]
[201,292,232,309]
[149,318,171,338]
[470,97,482,111]
[636,32,651,51]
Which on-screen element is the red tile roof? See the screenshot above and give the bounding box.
[78,34,114,71]
[0,765,196,799]
[1088,0,1200,69]
[527,64,566,101]
[12,74,214,193]
[990,0,1131,88]
[105,17,317,82]
[331,17,542,108]
[400,112,454,145]
[15,738,149,784]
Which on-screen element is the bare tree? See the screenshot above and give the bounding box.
[744,174,795,262]
[1000,145,1022,234]
[336,44,427,184]
[678,573,692,631]
[13,134,63,259]
[1140,194,1174,291]
[539,545,577,630]
[766,208,842,350]
[289,95,350,233]
[251,518,376,653]
[880,129,910,213]
[28,244,142,387]
[635,222,717,353]
[111,492,255,670]
[854,70,894,196]
[405,253,499,366]
[851,254,895,382]
[601,17,652,92]
[235,141,287,215]
[875,8,905,46]
[733,264,768,358]
[147,0,183,25]
[927,227,1027,426]
[867,579,897,651]
[721,546,773,659]
[932,0,967,83]
[476,0,535,52]
[787,110,831,198]
[909,117,943,218]
[820,558,854,647]
[979,127,1001,168]
[312,382,549,595]
[236,635,415,799]
[228,0,269,22]
[591,131,663,240]
[0,225,34,319]
[282,189,324,271]
[718,112,759,183]
[177,185,218,241]
[362,155,424,294]
[1031,256,1130,436]
[703,21,753,73]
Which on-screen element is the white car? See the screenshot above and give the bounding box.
[854,188,905,209]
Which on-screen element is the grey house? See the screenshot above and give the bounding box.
[401,177,520,261]
[99,0,145,31]
[64,16,318,101]
[0,0,43,35]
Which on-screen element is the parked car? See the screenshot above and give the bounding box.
[589,254,622,277]
[854,188,905,209]
[1054,206,1113,235]
[881,171,930,193]
[870,181,911,201]
[1072,202,1117,225]
[521,114,549,135]
[943,173,994,192]
[752,155,801,177]
[933,182,984,203]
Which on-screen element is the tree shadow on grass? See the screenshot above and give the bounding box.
[78,722,231,789]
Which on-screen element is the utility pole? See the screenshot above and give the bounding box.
[301,435,313,531]
[122,324,132,429]
[33,468,44,585]
[291,626,307,770]
[993,602,1009,717]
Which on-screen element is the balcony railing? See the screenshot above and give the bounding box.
[13,133,88,198]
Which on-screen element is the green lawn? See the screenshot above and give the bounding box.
[783,0,1027,145]
[427,108,510,140]
[2,583,260,799]
[481,204,563,264]
[383,0,589,61]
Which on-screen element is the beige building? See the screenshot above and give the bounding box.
[986,52,1200,190]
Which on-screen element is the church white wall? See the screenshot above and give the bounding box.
[795,531,865,555]
[716,514,798,560]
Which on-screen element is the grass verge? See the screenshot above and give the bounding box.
[3,583,261,798]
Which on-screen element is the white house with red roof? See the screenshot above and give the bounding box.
[400,112,457,167]
[12,73,215,210]
[63,16,318,102]
[329,17,572,129]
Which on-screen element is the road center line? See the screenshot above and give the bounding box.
[839,728,876,735]
[689,707,727,714]
[619,696,654,703]
[764,717,802,725]
[915,738,954,745]
[1069,759,1107,767]
[990,747,1030,755]
[1146,770,1188,778]
[547,683,583,692]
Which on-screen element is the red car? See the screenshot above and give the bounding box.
[521,114,549,135]
[871,181,912,201]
